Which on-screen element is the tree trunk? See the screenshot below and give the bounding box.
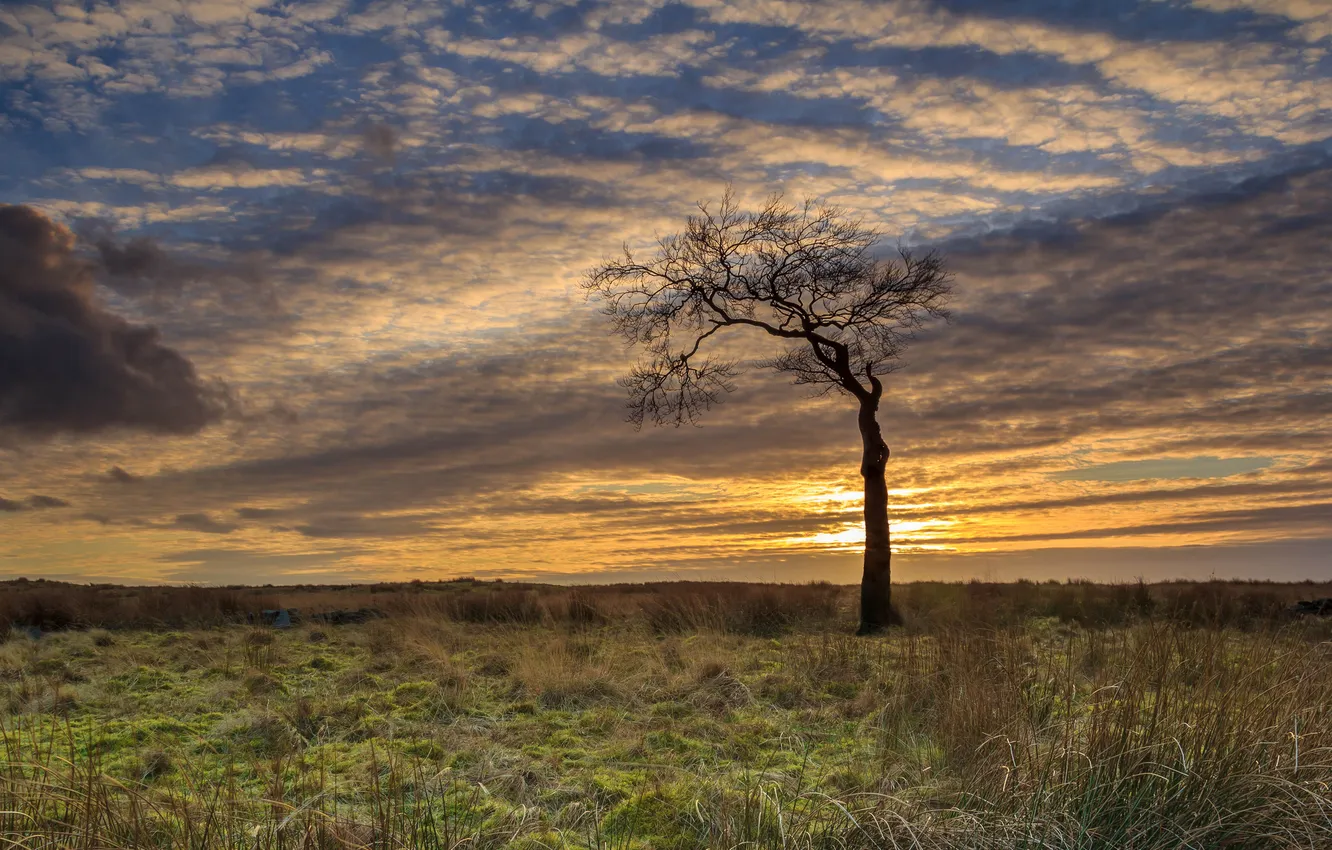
[857,398,898,634]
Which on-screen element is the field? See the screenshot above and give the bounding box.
[2,579,1331,849]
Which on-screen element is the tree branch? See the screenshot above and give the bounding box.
[583,191,951,423]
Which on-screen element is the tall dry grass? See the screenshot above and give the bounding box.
[8,577,1329,637]
[2,611,1330,848]
[0,580,278,632]
[870,624,1332,845]
[0,726,533,849]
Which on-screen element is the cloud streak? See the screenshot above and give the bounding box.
[0,0,1329,583]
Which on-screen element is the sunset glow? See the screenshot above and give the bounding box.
[2,0,1330,585]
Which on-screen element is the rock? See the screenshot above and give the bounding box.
[248,608,302,627]
[244,606,382,627]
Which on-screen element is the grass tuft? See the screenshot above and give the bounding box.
[1,578,1330,848]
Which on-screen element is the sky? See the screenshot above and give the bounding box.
[1,0,1330,586]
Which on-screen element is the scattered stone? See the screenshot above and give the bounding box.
[244,607,383,628]
[1288,598,1332,616]
[247,608,301,627]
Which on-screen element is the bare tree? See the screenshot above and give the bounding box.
[584,191,951,633]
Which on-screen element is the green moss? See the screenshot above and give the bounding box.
[649,700,693,719]
[822,680,859,699]
[108,666,174,693]
[2,616,1326,848]
[400,739,446,761]
[391,680,437,705]
[602,786,700,849]
[504,833,565,850]
[643,730,710,759]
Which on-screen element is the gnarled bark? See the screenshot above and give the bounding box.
[857,396,898,634]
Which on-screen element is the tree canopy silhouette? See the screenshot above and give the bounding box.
[584,191,952,633]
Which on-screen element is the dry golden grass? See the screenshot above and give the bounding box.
[6,576,1331,635]
[2,578,1331,848]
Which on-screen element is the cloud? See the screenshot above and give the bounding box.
[168,164,310,190]
[360,121,397,162]
[0,205,233,436]
[107,466,141,484]
[901,477,1332,519]
[688,0,1332,146]
[954,502,1332,545]
[1,0,1331,582]
[430,28,723,78]
[1053,456,1275,482]
[26,495,70,509]
[0,494,71,511]
[293,514,435,539]
[235,506,283,518]
[78,225,188,299]
[172,512,238,534]
[93,235,170,278]
[897,162,1332,448]
[1191,0,1332,42]
[154,545,366,584]
[12,158,1331,577]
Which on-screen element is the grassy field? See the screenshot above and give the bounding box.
[1,579,1331,849]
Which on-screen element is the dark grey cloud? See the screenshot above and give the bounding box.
[293,514,434,539]
[94,234,170,278]
[17,157,1330,577]
[155,546,368,584]
[0,494,72,511]
[894,477,1332,520]
[955,502,1332,545]
[76,153,1332,554]
[172,513,238,534]
[75,217,284,333]
[153,373,852,521]
[0,205,234,437]
[888,161,1332,463]
[87,231,203,302]
[361,121,397,163]
[107,466,140,484]
[2,0,1331,584]
[235,507,284,519]
[1292,459,1332,476]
